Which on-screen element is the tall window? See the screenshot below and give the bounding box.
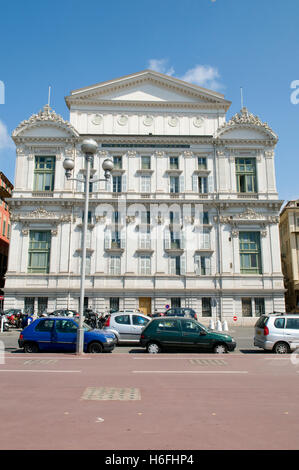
[198,176,208,194]
[195,256,211,275]
[113,175,122,193]
[198,157,207,169]
[169,156,179,169]
[24,297,35,315]
[111,231,121,248]
[109,256,121,275]
[202,298,212,317]
[140,255,151,275]
[239,232,262,274]
[110,297,119,312]
[170,256,181,275]
[141,156,151,170]
[34,156,55,191]
[235,158,257,193]
[2,218,6,237]
[254,298,265,316]
[28,231,51,273]
[242,298,252,317]
[113,156,122,169]
[170,176,179,193]
[141,175,151,193]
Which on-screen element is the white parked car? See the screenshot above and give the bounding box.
[103,311,151,344]
[254,313,299,354]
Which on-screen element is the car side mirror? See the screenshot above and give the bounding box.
[200,330,207,336]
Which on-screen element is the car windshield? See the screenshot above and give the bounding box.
[83,322,92,331]
[194,321,209,332]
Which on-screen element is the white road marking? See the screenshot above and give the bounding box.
[132,370,248,374]
[0,369,81,373]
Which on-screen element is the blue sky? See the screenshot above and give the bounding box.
[0,0,298,203]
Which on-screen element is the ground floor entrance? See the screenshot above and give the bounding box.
[138,297,152,316]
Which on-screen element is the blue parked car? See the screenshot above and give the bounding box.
[18,317,116,353]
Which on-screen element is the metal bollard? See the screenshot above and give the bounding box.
[222,321,229,331]
[216,320,222,331]
[209,319,215,330]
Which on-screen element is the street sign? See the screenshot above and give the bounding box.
[233,316,237,322]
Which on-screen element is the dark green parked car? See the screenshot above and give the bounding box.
[140,317,236,354]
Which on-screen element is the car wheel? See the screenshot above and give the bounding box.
[273,342,290,354]
[213,343,227,354]
[147,342,161,354]
[24,342,39,353]
[87,341,103,354]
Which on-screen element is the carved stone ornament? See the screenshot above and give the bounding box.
[231,227,239,238]
[98,150,110,158]
[183,151,194,158]
[117,115,128,126]
[219,208,279,227]
[193,116,204,128]
[91,114,103,125]
[156,215,164,225]
[126,215,136,224]
[234,208,264,221]
[217,107,278,141]
[154,151,165,158]
[95,215,106,224]
[127,150,137,158]
[265,150,274,159]
[168,116,178,127]
[11,208,72,225]
[143,115,154,126]
[12,104,79,137]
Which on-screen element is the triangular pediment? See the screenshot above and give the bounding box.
[66,70,231,109]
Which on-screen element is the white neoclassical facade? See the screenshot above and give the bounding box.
[5,70,285,323]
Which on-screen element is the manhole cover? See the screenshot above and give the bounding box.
[189,359,228,366]
[81,387,141,401]
[23,359,58,365]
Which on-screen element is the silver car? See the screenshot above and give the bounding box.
[103,311,151,344]
[254,314,299,354]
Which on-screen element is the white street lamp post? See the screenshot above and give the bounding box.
[63,139,114,354]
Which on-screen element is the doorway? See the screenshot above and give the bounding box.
[139,297,152,316]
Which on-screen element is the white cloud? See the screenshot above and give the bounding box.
[180,65,223,91]
[147,59,175,76]
[0,120,13,151]
[147,59,223,91]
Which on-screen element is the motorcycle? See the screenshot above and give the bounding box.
[0,314,10,332]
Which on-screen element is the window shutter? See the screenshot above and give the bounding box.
[104,230,111,249]
[169,257,176,275]
[77,179,84,192]
[120,230,126,249]
[192,175,198,192]
[180,254,186,275]
[86,230,91,249]
[179,175,185,193]
[106,178,112,192]
[195,255,201,275]
[203,229,210,249]
[164,228,171,249]
[205,256,211,275]
[181,230,186,249]
[208,175,214,193]
[122,175,127,193]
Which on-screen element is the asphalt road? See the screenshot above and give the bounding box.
[0,351,298,450]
